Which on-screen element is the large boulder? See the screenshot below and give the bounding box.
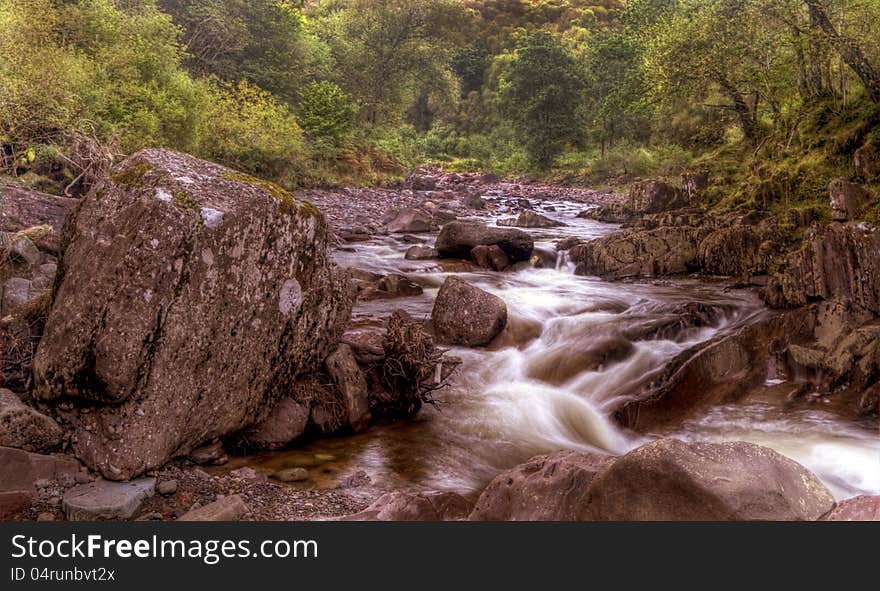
[469,451,615,521]
[345,491,472,521]
[571,226,709,279]
[584,439,836,521]
[435,222,533,263]
[431,277,507,347]
[32,149,353,480]
[0,389,63,452]
[764,222,880,314]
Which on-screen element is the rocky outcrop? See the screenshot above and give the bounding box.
[469,451,615,521]
[32,149,353,480]
[435,222,533,263]
[0,389,63,452]
[345,491,472,521]
[432,277,507,347]
[497,211,564,228]
[584,439,836,521]
[829,179,873,221]
[698,225,771,277]
[764,222,880,314]
[630,180,689,214]
[570,226,709,279]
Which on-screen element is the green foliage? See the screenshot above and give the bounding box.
[296,81,356,147]
[499,32,584,170]
[198,80,306,184]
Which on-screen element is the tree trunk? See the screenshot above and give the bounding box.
[805,0,880,104]
[718,78,758,140]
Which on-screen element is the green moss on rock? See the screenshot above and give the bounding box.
[111,162,152,188]
[220,171,298,214]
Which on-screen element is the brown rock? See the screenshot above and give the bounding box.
[386,208,437,234]
[764,222,880,313]
[829,179,872,221]
[31,149,353,480]
[0,389,63,452]
[824,496,880,521]
[497,211,564,228]
[585,439,836,521]
[629,180,688,214]
[178,494,248,521]
[431,277,507,347]
[404,245,438,260]
[435,222,533,263]
[345,491,472,521]
[469,451,615,521]
[0,446,35,519]
[471,244,511,271]
[698,225,769,277]
[237,396,310,450]
[571,226,708,279]
[0,186,77,252]
[324,344,371,432]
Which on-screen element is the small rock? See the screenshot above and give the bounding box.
[229,467,268,481]
[62,478,156,521]
[7,234,41,267]
[36,512,55,522]
[274,468,310,483]
[34,478,51,489]
[188,440,226,465]
[178,494,248,522]
[405,245,439,260]
[156,480,178,496]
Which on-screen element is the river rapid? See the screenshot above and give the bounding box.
[239,190,880,502]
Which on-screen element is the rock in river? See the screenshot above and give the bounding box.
[584,439,836,521]
[32,149,353,480]
[435,221,533,263]
[431,277,507,347]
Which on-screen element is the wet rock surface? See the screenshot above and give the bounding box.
[432,277,508,347]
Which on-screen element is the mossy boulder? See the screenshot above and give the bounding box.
[33,149,353,480]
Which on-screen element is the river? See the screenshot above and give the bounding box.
[237,191,880,502]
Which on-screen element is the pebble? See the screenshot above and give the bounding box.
[274,468,310,483]
[157,480,178,496]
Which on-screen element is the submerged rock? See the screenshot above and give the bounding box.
[431,277,507,347]
[33,149,353,480]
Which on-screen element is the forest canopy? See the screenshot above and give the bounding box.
[2,0,880,196]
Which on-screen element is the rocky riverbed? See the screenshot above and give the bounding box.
[2,161,878,522]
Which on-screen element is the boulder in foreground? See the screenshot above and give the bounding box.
[345,491,472,521]
[431,277,507,347]
[469,450,614,521]
[585,439,835,521]
[33,149,353,480]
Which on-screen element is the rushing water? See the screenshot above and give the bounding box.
[240,193,879,501]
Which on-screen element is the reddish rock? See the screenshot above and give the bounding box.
[431,277,507,347]
[824,496,880,521]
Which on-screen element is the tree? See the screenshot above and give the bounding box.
[295,81,356,147]
[314,0,468,126]
[498,32,583,169]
